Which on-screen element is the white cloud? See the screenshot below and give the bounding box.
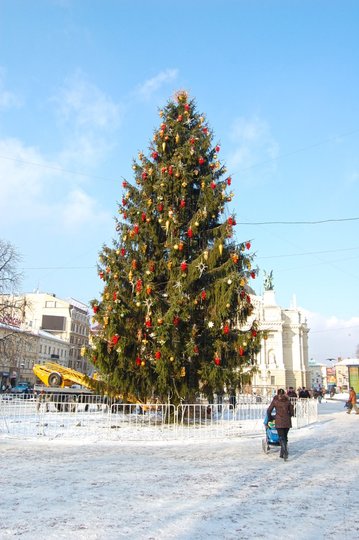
[301,308,359,362]
[0,138,54,223]
[55,71,122,130]
[226,115,279,179]
[60,188,110,229]
[347,171,359,185]
[0,68,22,110]
[0,138,111,231]
[52,72,122,169]
[135,69,179,101]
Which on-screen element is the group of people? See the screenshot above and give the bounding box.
[266,384,359,460]
[264,386,318,461]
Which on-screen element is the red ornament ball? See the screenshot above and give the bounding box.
[136,279,143,292]
[155,351,161,359]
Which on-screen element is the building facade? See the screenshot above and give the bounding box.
[246,290,310,394]
[0,322,70,387]
[21,293,90,372]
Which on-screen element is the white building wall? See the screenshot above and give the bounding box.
[248,289,309,394]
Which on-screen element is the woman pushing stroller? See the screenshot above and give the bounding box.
[265,389,294,461]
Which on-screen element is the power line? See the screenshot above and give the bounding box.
[310,325,359,334]
[234,128,359,174]
[0,154,115,182]
[22,266,96,270]
[258,246,359,259]
[20,244,359,271]
[0,127,358,182]
[239,217,359,225]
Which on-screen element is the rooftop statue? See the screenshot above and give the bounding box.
[263,270,274,291]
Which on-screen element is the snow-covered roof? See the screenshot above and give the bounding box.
[335,358,359,367]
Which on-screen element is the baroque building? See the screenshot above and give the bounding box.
[247,289,310,394]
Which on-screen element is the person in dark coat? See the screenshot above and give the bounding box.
[299,387,310,399]
[266,388,294,460]
[286,387,297,398]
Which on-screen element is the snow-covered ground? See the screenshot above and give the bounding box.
[0,396,358,540]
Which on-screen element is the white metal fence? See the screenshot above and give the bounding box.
[0,394,318,441]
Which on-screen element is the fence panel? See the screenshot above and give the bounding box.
[0,394,318,441]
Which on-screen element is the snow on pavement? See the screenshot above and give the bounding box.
[0,398,358,540]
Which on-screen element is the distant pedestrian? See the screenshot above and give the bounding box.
[299,387,310,399]
[286,387,297,398]
[266,389,294,460]
[346,387,359,415]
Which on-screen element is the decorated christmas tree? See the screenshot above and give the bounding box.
[87,91,262,404]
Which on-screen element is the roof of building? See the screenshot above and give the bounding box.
[335,358,359,367]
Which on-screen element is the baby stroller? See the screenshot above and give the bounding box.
[262,412,280,454]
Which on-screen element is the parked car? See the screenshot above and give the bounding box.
[11,382,33,394]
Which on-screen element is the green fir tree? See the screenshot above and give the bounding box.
[87,91,262,404]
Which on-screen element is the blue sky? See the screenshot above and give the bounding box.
[0,0,358,362]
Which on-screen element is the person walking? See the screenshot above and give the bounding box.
[266,389,294,460]
[346,387,359,414]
